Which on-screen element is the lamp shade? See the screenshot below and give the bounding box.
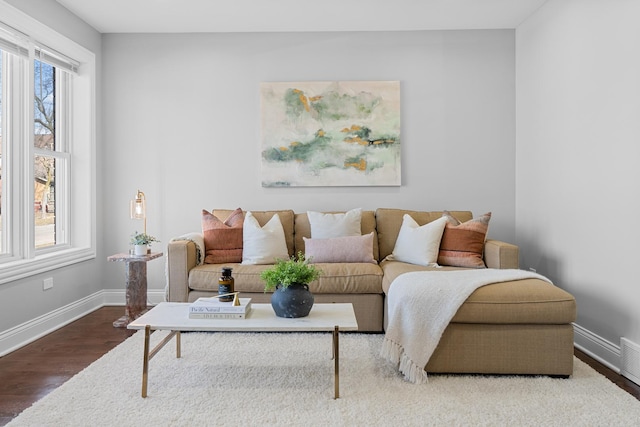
[130,197,146,219]
[129,190,147,234]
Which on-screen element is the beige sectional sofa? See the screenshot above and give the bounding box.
[166,208,577,377]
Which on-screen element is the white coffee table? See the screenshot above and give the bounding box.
[127,302,358,399]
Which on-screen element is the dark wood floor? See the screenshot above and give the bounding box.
[0,307,136,426]
[0,307,638,426]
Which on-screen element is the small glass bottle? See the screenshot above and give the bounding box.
[218,267,234,302]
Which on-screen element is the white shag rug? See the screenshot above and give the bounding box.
[8,331,640,427]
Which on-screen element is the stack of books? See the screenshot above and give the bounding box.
[188,297,252,319]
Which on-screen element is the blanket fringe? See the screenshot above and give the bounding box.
[381,338,429,384]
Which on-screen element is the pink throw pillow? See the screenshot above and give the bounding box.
[303,232,376,264]
[438,211,491,268]
[202,208,243,264]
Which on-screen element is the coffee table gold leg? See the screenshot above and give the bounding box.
[333,325,339,399]
[142,325,151,398]
[140,329,179,398]
[176,331,181,358]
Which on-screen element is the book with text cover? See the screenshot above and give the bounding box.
[188,297,252,314]
[189,307,251,319]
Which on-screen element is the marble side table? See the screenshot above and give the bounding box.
[108,252,163,328]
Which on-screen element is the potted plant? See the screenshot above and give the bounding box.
[130,231,159,256]
[261,251,322,318]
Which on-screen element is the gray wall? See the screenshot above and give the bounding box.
[102,30,516,289]
[516,0,640,365]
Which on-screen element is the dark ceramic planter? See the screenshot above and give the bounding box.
[270,283,314,318]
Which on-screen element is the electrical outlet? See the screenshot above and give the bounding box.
[43,277,53,290]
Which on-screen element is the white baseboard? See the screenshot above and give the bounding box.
[0,289,166,357]
[100,288,166,306]
[573,322,621,373]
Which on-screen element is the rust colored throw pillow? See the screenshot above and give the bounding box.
[202,208,243,264]
[438,211,491,268]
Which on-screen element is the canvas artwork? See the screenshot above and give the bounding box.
[260,81,401,187]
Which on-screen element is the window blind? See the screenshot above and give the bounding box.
[0,20,79,74]
[0,21,28,57]
[35,43,80,74]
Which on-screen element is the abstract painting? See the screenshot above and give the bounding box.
[260,81,401,187]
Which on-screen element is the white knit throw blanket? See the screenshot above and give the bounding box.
[170,232,205,266]
[381,269,551,384]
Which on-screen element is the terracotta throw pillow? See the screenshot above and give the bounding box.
[438,211,491,268]
[202,208,244,264]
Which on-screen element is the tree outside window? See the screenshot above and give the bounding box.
[34,59,56,248]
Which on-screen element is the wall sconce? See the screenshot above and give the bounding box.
[129,189,146,234]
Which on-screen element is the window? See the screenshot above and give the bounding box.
[0,5,96,284]
[0,52,3,253]
[34,57,69,249]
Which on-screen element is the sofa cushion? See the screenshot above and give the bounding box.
[375,209,473,261]
[380,260,576,324]
[241,211,289,265]
[307,207,362,238]
[202,208,243,264]
[380,259,460,294]
[453,278,577,324]
[189,262,383,294]
[189,263,269,293]
[310,263,383,293]
[438,211,491,268]
[386,215,447,266]
[214,209,295,257]
[304,233,377,264]
[295,210,379,260]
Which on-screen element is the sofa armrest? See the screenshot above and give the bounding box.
[484,239,519,269]
[166,240,198,302]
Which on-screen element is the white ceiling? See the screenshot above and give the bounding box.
[55,0,549,34]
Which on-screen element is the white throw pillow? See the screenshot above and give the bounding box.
[387,215,448,267]
[307,208,362,239]
[241,211,290,265]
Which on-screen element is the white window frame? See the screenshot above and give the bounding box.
[0,3,96,284]
[32,61,71,251]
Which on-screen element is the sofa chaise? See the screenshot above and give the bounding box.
[166,208,577,377]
